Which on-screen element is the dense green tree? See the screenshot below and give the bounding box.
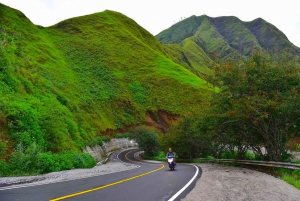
[130,125,160,157]
[208,51,300,161]
[160,115,215,159]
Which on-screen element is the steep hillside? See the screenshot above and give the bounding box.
[243,18,298,52]
[0,4,213,156]
[156,15,300,61]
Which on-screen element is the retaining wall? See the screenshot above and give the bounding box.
[83,138,138,162]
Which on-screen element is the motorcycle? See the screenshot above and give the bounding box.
[167,155,176,170]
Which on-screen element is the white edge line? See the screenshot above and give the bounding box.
[168,165,199,201]
[0,149,140,191]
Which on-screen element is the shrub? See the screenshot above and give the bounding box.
[0,159,9,176]
[9,149,31,175]
[96,136,103,146]
[244,151,256,160]
[220,151,234,159]
[73,152,96,168]
[203,155,215,159]
[130,125,160,157]
[114,133,123,138]
[37,152,57,173]
[101,136,111,142]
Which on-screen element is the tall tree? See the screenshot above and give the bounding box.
[208,51,300,161]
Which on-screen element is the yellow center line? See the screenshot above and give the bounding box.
[124,150,146,164]
[50,151,164,201]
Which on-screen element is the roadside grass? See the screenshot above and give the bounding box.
[277,168,300,190]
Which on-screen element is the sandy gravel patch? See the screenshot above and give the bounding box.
[182,163,300,201]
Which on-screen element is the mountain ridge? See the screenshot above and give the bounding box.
[156,14,300,60]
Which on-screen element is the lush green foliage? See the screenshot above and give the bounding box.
[156,15,299,61]
[0,143,96,176]
[160,52,300,161]
[207,51,300,161]
[130,125,160,157]
[160,115,214,159]
[0,3,213,167]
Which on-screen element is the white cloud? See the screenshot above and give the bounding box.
[1,0,300,47]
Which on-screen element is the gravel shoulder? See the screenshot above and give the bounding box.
[182,163,300,201]
[0,148,138,188]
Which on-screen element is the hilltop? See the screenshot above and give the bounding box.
[156,15,300,70]
[0,3,213,156]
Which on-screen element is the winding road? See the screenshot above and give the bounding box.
[0,149,202,201]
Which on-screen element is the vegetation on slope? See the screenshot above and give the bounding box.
[161,51,300,161]
[156,15,300,67]
[0,3,213,174]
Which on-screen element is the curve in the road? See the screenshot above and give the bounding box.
[0,149,201,201]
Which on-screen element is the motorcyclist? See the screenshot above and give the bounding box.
[166,148,176,164]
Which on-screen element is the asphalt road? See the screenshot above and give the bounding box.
[0,149,202,201]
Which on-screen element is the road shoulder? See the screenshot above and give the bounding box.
[182,163,300,201]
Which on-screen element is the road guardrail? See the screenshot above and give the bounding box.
[155,158,300,170]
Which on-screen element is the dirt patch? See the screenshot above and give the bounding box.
[101,110,180,136]
[145,110,180,133]
[182,163,300,201]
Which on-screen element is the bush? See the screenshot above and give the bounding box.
[114,133,123,138]
[0,159,9,176]
[6,147,96,175]
[38,152,96,174]
[244,151,256,160]
[203,155,215,159]
[37,152,57,173]
[72,152,96,168]
[101,136,111,142]
[130,125,160,157]
[220,151,234,159]
[54,153,75,170]
[96,137,103,146]
[9,149,31,175]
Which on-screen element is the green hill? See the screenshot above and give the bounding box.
[0,4,213,157]
[156,15,300,63]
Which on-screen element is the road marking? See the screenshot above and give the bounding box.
[0,149,139,191]
[124,150,146,164]
[50,164,165,201]
[117,148,141,167]
[168,165,199,201]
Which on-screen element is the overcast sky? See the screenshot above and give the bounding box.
[1,0,300,47]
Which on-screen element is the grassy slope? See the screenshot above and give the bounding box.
[156,16,215,77]
[188,17,238,59]
[0,4,213,155]
[156,15,300,62]
[156,15,202,44]
[209,16,262,55]
[244,18,299,53]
